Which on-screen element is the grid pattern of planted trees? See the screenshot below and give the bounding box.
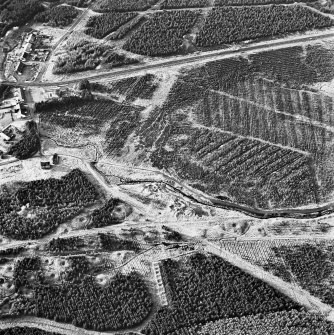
[138,45,334,209]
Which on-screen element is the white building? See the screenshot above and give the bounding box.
[12,87,24,103]
[0,133,10,141]
[0,91,23,130]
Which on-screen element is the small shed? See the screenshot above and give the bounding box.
[41,162,51,170]
[52,153,60,165]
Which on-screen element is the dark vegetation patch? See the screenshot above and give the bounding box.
[99,233,141,252]
[0,84,12,100]
[92,0,159,12]
[218,239,334,305]
[197,309,334,335]
[48,0,90,7]
[0,169,99,240]
[0,327,61,335]
[6,255,153,332]
[13,257,43,292]
[123,10,200,56]
[53,40,138,74]
[0,0,44,37]
[34,5,79,27]
[34,273,152,331]
[215,0,315,5]
[162,226,183,241]
[87,198,132,228]
[196,5,334,47]
[267,219,332,235]
[124,74,159,100]
[63,256,91,282]
[104,106,142,157]
[305,44,334,84]
[0,247,25,257]
[109,16,146,40]
[271,242,334,307]
[7,121,40,160]
[161,0,210,8]
[37,96,143,153]
[85,12,137,39]
[142,253,300,335]
[119,4,332,57]
[308,0,334,15]
[0,258,10,265]
[47,237,85,252]
[92,74,159,100]
[37,96,117,131]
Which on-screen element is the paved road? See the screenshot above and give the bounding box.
[2,31,334,87]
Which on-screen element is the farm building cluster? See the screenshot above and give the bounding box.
[0,87,24,127]
[41,153,60,170]
[0,87,27,155]
[4,31,51,82]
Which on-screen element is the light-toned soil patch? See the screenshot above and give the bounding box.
[0,157,70,186]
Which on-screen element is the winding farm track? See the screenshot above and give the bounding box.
[2,145,334,221]
[122,176,334,219]
[92,160,334,220]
